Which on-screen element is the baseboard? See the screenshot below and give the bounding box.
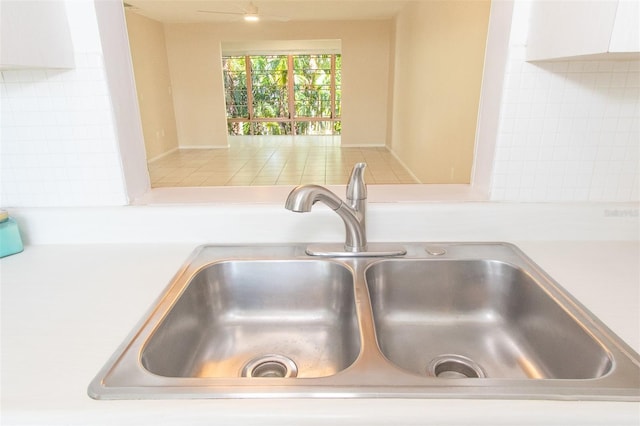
[387,148,423,184]
[178,145,230,150]
[340,143,386,148]
[147,147,178,164]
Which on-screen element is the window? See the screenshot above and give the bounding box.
[223,56,249,135]
[223,54,341,136]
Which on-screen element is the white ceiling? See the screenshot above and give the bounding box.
[124,1,409,23]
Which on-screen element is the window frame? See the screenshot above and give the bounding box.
[223,53,342,136]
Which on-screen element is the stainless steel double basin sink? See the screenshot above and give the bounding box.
[89,243,640,400]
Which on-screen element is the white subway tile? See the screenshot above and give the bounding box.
[567,61,584,73]
[492,50,639,201]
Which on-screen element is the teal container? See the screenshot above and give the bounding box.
[0,210,24,258]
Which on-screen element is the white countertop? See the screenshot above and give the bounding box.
[1,240,639,425]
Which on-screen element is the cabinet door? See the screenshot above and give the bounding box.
[1,0,74,69]
[526,0,639,61]
[610,0,640,53]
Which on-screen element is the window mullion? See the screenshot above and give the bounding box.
[330,54,336,121]
[245,55,254,135]
[287,55,295,136]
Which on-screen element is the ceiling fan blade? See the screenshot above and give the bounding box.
[197,10,244,16]
[197,2,290,22]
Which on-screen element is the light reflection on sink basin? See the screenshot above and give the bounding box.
[366,259,612,380]
[89,243,640,401]
[141,260,360,378]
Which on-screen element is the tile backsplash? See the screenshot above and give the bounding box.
[490,52,639,201]
[1,66,127,206]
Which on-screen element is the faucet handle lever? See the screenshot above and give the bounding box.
[346,162,367,201]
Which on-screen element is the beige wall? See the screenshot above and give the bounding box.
[125,10,179,161]
[390,1,490,183]
[162,25,228,148]
[163,20,393,148]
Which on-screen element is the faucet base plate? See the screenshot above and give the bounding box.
[305,243,407,257]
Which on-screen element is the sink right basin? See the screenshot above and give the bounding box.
[365,259,613,380]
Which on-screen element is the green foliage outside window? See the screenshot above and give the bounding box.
[222,53,341,136]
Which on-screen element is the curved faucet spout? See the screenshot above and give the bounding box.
[285,164,368,253]
[284,185,343,212]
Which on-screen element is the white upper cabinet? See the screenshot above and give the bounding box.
[526,0,640,61]
[1,0,74,69]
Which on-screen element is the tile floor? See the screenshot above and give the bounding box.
[148,136,418,187]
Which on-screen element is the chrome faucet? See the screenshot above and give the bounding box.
[285,163,368,253]
[285,164,405,257]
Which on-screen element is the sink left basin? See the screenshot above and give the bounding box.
[141,260,360,379]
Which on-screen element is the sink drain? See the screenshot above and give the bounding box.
[241,354,298,378]
[428,354,486,379]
